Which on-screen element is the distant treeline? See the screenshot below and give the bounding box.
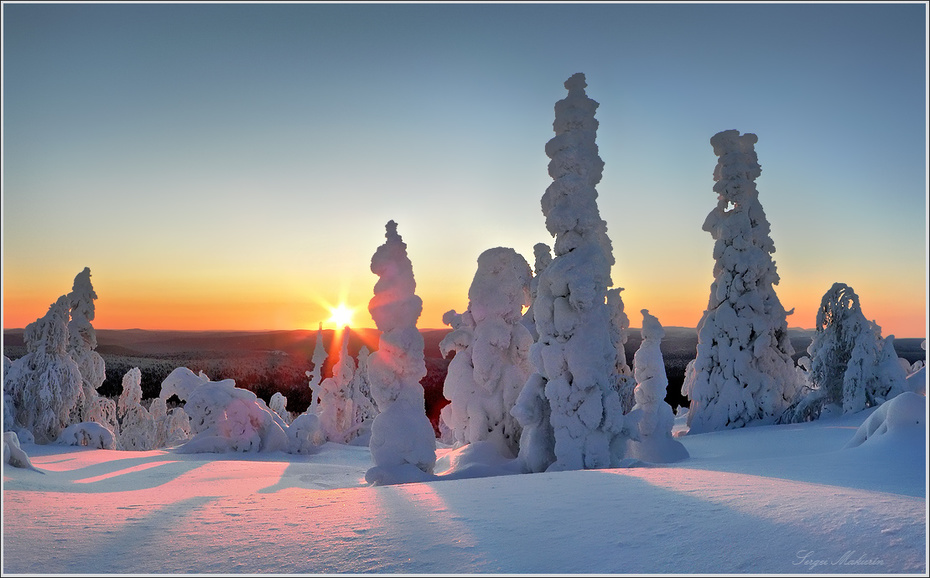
[3,330,924,429]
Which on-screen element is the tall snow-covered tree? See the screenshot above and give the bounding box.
[624,310,689,462]
[511,73,625,472]
[782,282,907,422]
[67,267,106,421]
[683,130,802,433]
[365,221,437,484]
[439,247,534,458]
[5,296,83,444]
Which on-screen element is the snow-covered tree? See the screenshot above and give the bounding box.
[782,283,907,422]
[117,367,157,450]
[66,267,106,421]
[521,242,553,340]
[348,345,378,437]
[318,329,356,443]
[3,356,34,444]
[6,296,83,444]
[269,392,293,425]
[624,310,689,462]
[439,247,534,458]
[179,378,289,453]
[305,324,327,413]
[683,130,802,433]
[365,220,437,484]
[607,287,636,412]
[511,73,626,472]
[84,395,119,442]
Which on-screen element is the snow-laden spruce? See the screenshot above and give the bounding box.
[117,367,157,450]
[512,73,626,472]
[521,242,553,341]
[608,287,636,413]
[305,324,327,413]
[66,267,106,422]
[683,130,802,434]
[365,220,437,484]
[623,310,689,463]
[5,296,84,444]
[347,345,378,440]
[782,282,908,422]
[318,328,372,444]
[439,247,534,458]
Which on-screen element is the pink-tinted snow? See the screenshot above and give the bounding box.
[2,402,926,574]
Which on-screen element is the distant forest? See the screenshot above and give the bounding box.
[3,328,926,432]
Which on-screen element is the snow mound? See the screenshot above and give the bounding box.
[906,366,926,395]
[434,440,524,480]
[287,412,325,455]
[177,380,289,453]
[3,431,42,471]
[845,392,926,449]
[55,422,118,450]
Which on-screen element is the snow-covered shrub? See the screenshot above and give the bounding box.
[684,130,802,434]
[178,379,288,453]
[287,412,325,454]
[56,422,118,450]
[781,283,908,423]
[623,311,689,463]
[6,296,84,444]
[844,391,925,449]
[269,392,293,425]
[66,267,106,422]
[84,396,119,441]
[163,407,192,447]
[512,73,625,472]
[365,220,437,484]
[440,247,533,459]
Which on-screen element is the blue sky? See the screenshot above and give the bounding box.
[2,2,927,336]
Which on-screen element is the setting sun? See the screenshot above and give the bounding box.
[327,304,355,328]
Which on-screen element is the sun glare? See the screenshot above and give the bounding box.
[328,304,355,328]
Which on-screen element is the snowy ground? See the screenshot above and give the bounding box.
[2,407,926,575]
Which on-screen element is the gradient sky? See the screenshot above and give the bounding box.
[2,2,927,337]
